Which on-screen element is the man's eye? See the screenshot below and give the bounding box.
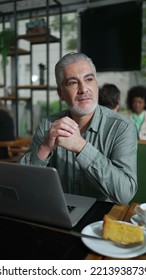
[86,77,94,82]
[68,81,77,86]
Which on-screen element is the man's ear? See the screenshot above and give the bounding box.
[115,104,120,112]
[57,87,65,101]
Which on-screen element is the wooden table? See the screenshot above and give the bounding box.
[86,202,146,260]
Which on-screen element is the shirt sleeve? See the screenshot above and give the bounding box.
[76,121,138,205]
[19,118,51,166]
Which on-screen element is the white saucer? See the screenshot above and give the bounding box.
[130,214,146,230]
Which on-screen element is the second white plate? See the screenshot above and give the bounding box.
[130,214,146,230]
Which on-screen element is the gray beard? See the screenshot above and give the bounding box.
[69,103,97,116]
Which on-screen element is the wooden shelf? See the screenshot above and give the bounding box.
[0,96,31,101]
[8,47,31,56]
[0,84,4,88]
[17,33,60,44]
[16,85,57,90]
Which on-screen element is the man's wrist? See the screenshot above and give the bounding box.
[75,139,87,155]
[37,143,52,160]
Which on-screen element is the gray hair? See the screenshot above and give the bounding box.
[55,52,97,87]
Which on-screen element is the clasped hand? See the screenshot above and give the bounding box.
[46,116,86,154]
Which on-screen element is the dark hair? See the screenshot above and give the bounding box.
[99,83,120,110]
[127,85,146,111]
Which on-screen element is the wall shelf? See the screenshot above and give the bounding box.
[8,47,31,56]
[16,85,57,90]
[0,96,31,101]
[17,33,60,44]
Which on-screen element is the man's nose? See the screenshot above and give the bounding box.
[78,81,88,94]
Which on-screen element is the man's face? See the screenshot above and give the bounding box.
[132,97,145,115]
[58,60,99,116]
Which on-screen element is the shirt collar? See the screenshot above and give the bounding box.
[87,105,100,132]
[133,111,145,122]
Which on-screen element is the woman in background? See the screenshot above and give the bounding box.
[127,85,146,140]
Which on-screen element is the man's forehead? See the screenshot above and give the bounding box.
[65,60,91,69]
[63,60,94,77]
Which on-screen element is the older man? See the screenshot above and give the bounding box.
[19,52,137,204]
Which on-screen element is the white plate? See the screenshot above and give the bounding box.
[81,221,146,259]
[131,214,146,230]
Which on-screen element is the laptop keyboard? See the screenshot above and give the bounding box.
[67,205,76,213]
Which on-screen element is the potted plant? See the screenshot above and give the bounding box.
[0,28,14,70]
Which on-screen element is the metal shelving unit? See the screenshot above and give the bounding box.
[0,0,62,136]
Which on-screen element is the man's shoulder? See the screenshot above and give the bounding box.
[99,105,134,127]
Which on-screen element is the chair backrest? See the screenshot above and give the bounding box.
[131,140,146,203]
[0,137,32,162]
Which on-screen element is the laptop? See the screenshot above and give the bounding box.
[0,162,96,228]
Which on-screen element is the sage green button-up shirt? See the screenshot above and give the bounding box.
[19,105,138,204]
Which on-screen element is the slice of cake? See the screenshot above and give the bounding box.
[102,215,144,243]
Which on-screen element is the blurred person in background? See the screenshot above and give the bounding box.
[99,83,121,112]
[127,85,146,140]
[0,101,15,159]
